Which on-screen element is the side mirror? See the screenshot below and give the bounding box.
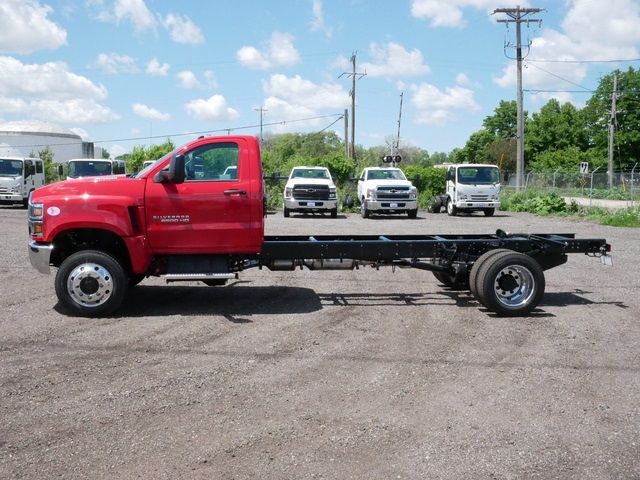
[154,154,185,183]
[57,164,64,177]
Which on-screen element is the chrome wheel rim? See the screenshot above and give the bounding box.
[493,264,535,308]
[66,262,114,308]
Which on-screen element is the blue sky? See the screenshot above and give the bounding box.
[1,0,640,158]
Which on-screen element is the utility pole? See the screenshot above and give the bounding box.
[608,74,618,189]
[395,92,404,156]
[254,106,267,145]
[494,6,543,190]
[339,53,366,159]
[343,108,349,158]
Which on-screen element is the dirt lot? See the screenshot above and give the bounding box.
[1,206,639,479]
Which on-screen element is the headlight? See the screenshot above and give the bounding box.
[285,187,292,198]
[28,202,44,237]
[409,188,417,200]
[366,189,376,200]
[329,188,336,199]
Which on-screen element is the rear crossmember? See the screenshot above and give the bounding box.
[254,230,610,316]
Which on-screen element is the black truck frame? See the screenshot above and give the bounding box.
[241,229,610,316]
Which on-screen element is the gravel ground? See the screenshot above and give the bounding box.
[1,205,639,479]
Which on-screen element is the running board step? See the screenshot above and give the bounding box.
[162,273,237,283]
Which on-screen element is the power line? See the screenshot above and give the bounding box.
[525,61,592,91]
[6,113,344,150]
[527,57,640,64]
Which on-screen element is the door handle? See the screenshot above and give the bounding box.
[224,189,247,196]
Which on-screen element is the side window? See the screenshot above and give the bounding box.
[183,142,239,181]
[113,161,125,175]
[36,161,43,174]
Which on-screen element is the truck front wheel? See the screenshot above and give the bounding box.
[483,208,495,217]
[475,251,545,316]
[446,198,457,216]
[55,250,128,317]
[407,208,418,219]
[361,199,370,218]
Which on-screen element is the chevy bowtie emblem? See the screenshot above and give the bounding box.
[307,188,316,193]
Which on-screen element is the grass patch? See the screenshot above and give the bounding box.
[501,189,640,227]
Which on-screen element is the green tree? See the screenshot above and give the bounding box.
[36,146,58,183]
[583,67,640,170]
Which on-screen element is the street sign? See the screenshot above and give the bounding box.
[580,162,589,174]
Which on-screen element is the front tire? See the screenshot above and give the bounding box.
[446,198,457,216]
[55,250,128,317]
[330,207,338,218]
[407,208,418,219]
[483,208,495,217]
[361,198,370,218]
[283,207,290,218]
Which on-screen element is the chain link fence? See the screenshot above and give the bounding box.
[503,169,639,206]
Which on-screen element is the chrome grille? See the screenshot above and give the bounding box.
[292,184,330,200]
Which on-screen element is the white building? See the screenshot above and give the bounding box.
[0,120,103,163]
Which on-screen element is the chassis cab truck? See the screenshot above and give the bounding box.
[0,157,45,207]
[27,135,610,318]
[445,164,501,216]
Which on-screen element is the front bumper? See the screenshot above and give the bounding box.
[0,193,23,203]
[454,201,499,210]
[366,199,418,212]
[284,198,337,211]
[28,241,54,274]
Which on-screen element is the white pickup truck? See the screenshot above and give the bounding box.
[283,166,338,218]
[357,167,418,218]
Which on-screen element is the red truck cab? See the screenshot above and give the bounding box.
[28,135,264,315]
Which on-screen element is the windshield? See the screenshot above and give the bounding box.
[366,169,406,181]
[457,166,500,185]
[0,159,23,177]
[68,160,113,178]
[291,168,330,179]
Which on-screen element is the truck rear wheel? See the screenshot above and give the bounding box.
[475,251,545,316]
[446,198,457,216]
[469,249,511,301]
[55,250,128,317]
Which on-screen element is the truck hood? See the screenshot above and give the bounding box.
[31,175,146,205]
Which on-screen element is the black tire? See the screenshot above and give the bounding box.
[432,270,469,290]
[446,198,457,216]
[55,250,128,317]
[427,196,442,213]
[361,199,369,218]
[483,208,495,217]
[469,249,511,301]
[283,207,290,218]
[475,251,545,316]
[330,207,338,218]
[407,208,418,219]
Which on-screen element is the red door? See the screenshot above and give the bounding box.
[144,137,263,254]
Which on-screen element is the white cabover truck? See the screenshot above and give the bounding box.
[283,166,338,218]
[357,167,418,218]
[443,163,501,217]
[0,157,45,208]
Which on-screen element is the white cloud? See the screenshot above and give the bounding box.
[70,127,90,140]
[0,56,116,124]
[0,56,107,100]
[0,0,67,54]
[310,0,332,38]
[237,32,300,70]
[132,103,170,121]
[177,70,200,89]
[95,53,138,74]
[203,70,218,89]
[492,0,640,103]
[410,0,499,28]
[146,58,170,76]
[163,13,204,45]
[108,144,129,158]
[361,42,430,78]
[261,74,349,131]
[114,0,156,31]
[185,95,239,122]
[411,82,480,125]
